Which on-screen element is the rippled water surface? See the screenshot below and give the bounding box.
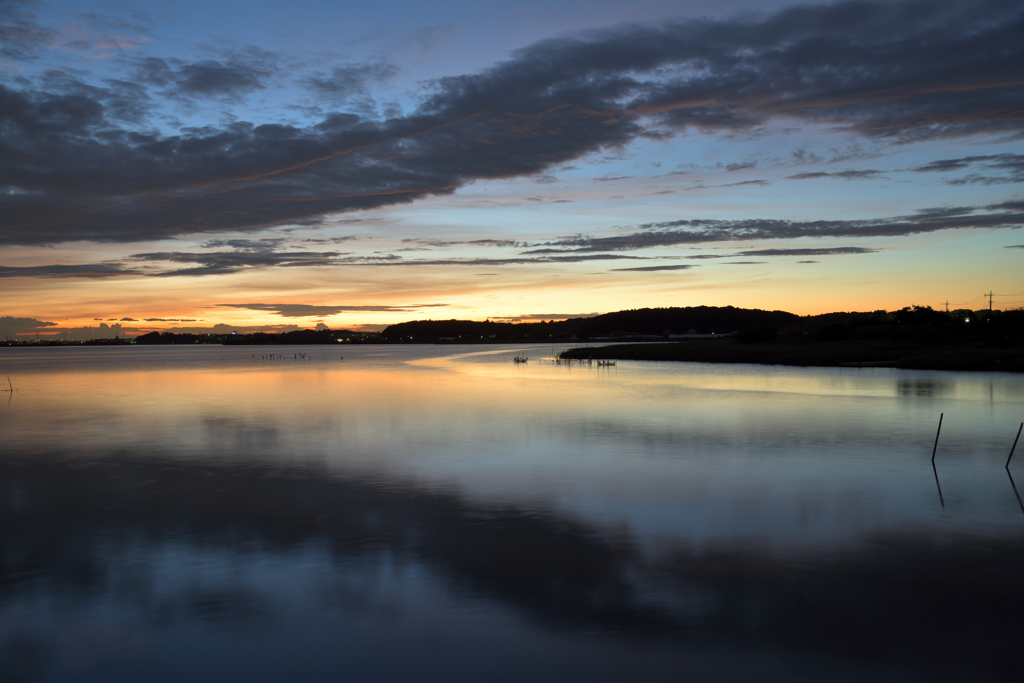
[2,345,1023,681]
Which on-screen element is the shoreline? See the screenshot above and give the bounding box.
[559,339,1024,373]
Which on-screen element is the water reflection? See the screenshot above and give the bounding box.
[2,345,1024,681]
[896,378,949,397]
[4,454,1024,682]
[932,462,945,508]
[1008,469,1024,515]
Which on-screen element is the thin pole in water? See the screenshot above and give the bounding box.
[1006,422,1023,469]
[1008,468,1024,516]
[932,462,945,509]
[931,413,943,463]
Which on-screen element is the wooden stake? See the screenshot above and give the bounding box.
[931,413,943,463]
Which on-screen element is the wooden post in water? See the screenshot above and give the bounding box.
[1006,422,1023,469]
[931,413,943,463]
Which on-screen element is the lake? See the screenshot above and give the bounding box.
[2,344,1023,682]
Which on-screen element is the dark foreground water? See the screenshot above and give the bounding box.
[2,345,1023,682]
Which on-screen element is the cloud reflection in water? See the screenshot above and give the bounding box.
[1,345,1023,681]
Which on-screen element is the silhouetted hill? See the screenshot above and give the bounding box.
[380,306,802,342]
[560,306,1024,372]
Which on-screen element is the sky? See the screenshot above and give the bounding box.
[1,0,1022,338]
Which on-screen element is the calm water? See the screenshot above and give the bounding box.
[2,345,1023,682]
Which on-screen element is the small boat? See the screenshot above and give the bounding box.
[513,356,528,363]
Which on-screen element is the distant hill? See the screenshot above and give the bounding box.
[576,306,800,337]
[557,305,1024,372]
[380,306,802,342]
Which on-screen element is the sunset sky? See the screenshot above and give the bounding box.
[2,0,1022,338]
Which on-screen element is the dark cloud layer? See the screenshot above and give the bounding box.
[402,238,528,248]
[301,61,398,109]
[132,250,650,275]
[2,202,1014,279]
[611,264,697,272]
[0,0,55,61]
[218,303,449,317]
[0,263,141,278]
[911,153,1024,185]
[2,0,1021,246]
[533,203,1024,253]
[132,48,278,101]
[786,170,883,181]
[736,247,877,256]
[129,249,348,276]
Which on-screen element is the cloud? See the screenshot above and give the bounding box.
[719,179,771,187]
[409,22,458,53]
[911,153,1024,184]
[2,0,1022,246]
[301,61,399,109]
[129,249,348,276]
[301,236,361,244]
[735,247,877,256]
[532,203,1024,252]
[913,154,1024,174]
[52,17,149,57]
[198,238,288,250]
[401,238,529,248]
[0,315,56,338]
[0,263,140,278]
[1006,244,1024,249]
[365,254,649,266]
[610,264,697,271]
[786,170,883,181]
[131,47,278,101]
[217,302,449,317]
[0,201,1009,281]
[0,0,56,61]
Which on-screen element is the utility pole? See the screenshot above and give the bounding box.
[941,300,949,312]
[984,291,994,312]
